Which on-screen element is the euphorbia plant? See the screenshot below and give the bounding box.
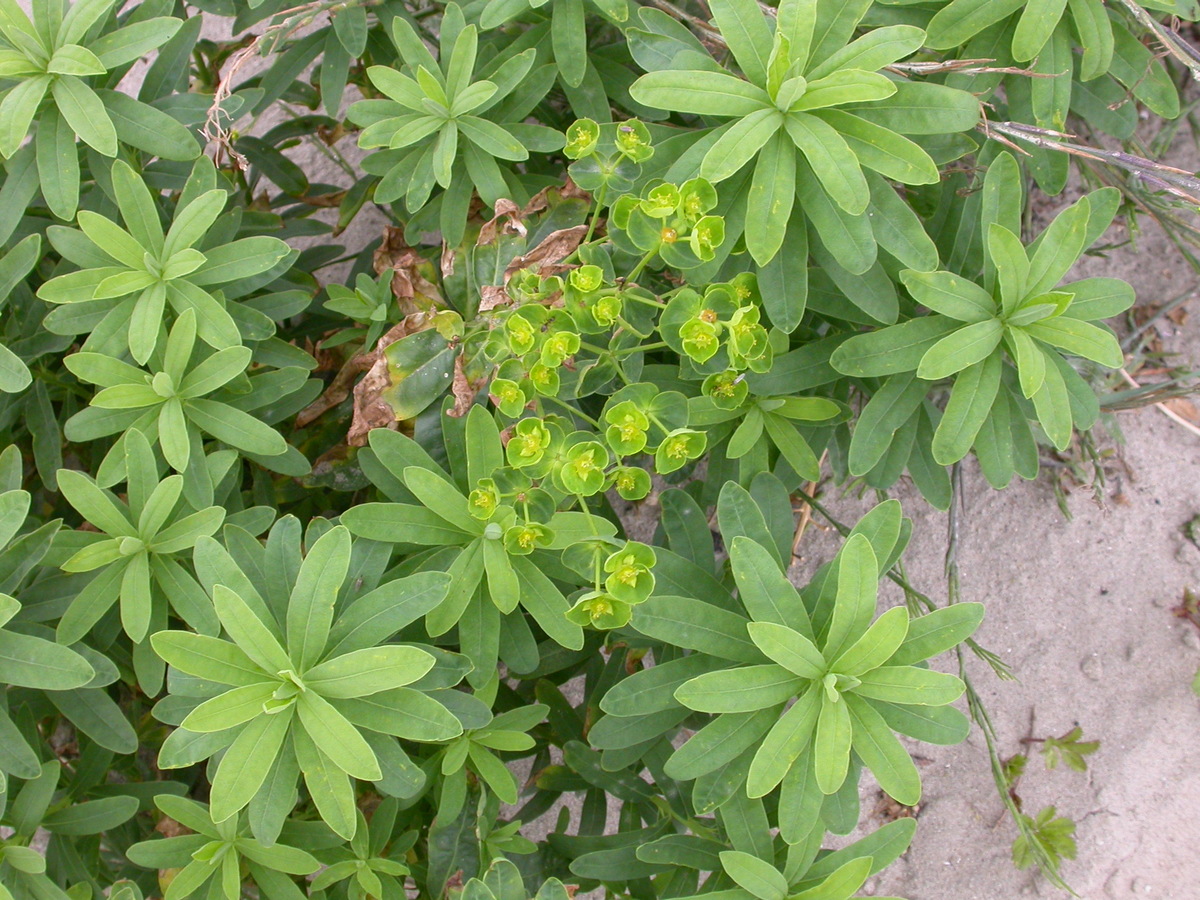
[0,0,1175,896]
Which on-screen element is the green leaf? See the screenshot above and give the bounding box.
[866,180,939,276]
[728,407,765,458]
[287,525,350,671]
[784,112,868,215]
[846,694,920,805]
[184,399,287,457]
[325,572,451,657]
[714,477,773,559]
[831,316,960,377]
[51,75,117,156]
[1012,0,1068,61]
[633,595,764,663]
[296,691,381,781]
[822,534,878,660]
[1068,0,1113,82]
[342,503,472,545]
[57,469,136,537]
[757,210,808,331]
[701,109,783,183]
[551,0,586,87]
[0,631,94,689]
[926,0,1025,50]
[305,646,434,698]
[988,225,1031,317]
[808,0,873,67]
[1026,197,1089,297]
[402,466,479,534]
[852,665,965,705]
[76,211,145,270]
[709,0,773,84]
[719,850,788,900]
[813,690,851,794]
[0,75,50,159]
[190,237,289,286]
[874,699,970,745]
[98,89,199,160]
[832,606,908,676]
[901,270,995,323]
[446,23,480,101]
[212,584,290,673]
[1061,277,1135,321]
[743,129,797,266]
[59,0,119,46]
[848,372,926,476]
[793,70,896,112]
[164,189,226,257]
[10,760,60,837]
[455,116,526,161]
[674,663,801,713]
[629,70,773,116]
[931,350,1002,465]
[1030,345,1073,450]
[43,795,138,835]
[600,654,718,716]
[730,536,813,635]
[746,622,825,679]
[209,708,292,823]
[292,726,356,839]
[513,554,583,652]
[91,18,181,68]
[36,105,80,221]
[181,683,276,733]
[0,490,29,547]
[917,319,1003,380]
[111,161,164,256]
[763,411,820,481]
[844,81,980,135]
[745,685,820,796]
[1025,317,1123,367]
[665,707,776,780]
[799,158,875,275]
[807,25,925,80]
[340,687,464,741]
[151,632,268,685]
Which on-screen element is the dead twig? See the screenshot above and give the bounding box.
[202,1,375,167]
[981,121,1200,207]
[790,451,827,558]
[886,58,1054,78]
[1112,0,1200,82]
[1118,367,1200,438]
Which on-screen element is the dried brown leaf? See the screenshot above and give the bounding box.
[505,224,589,280]
[372,226,443,316]
[346,316,437,446]
[477,199,524,246]
[479,285,511,313]
[448,354,487,418]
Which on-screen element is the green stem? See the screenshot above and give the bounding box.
[626,249,658,284]
[624,292,668,309]
[542,395,601,429]
[615,341,667,358]
[584,182,609,246]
